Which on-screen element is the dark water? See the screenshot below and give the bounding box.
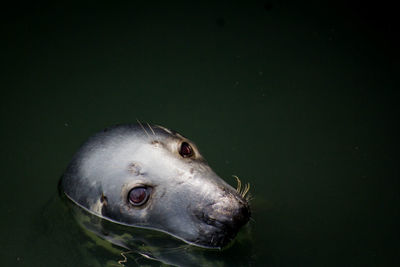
[1,1,399,266]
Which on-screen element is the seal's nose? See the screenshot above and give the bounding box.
[231,201,251,229]
[189,188,251,247]
[195,192,251,232]
[193,195,250,247]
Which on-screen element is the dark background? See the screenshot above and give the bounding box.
[0,1,399,266]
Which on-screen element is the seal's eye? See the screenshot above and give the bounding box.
[128,187,150,206]
[179,142,193,158]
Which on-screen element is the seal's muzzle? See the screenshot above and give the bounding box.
[193,189,251,247]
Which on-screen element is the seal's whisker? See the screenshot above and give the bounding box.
[245,193,253,202]
[136,119,150,138]
[233,175,242,194]
[233,175,252,201]
[147,122,161,143]
[241,183,246,197]
[146,122,156,137]
[242,183,250,198]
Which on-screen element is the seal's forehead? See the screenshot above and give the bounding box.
[95,123,188,145]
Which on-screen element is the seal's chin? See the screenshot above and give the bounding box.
[193,199,251,248]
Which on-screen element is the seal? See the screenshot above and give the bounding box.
[60,123,251,248]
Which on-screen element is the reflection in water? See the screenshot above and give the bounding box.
[60,194,254,266]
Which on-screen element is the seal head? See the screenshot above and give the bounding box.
[60,124,250,248]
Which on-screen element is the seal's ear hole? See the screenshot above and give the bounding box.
[128,187,151,206]
[179,142,194,158]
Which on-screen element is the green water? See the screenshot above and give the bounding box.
[1,1,398,266]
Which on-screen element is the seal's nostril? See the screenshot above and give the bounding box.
[231,202,251,229]
[195,200,250,231]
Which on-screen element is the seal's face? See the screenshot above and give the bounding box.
[61,124,250,248]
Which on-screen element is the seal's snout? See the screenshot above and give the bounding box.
[197,201,250,229]
[220,196,250,231]
[194,191,251,247]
